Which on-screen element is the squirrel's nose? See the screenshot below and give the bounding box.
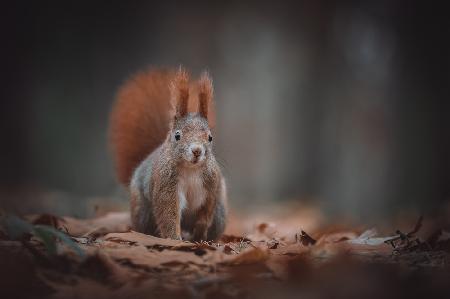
[191,147,202,158]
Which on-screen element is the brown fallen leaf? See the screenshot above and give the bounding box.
[270,243,309,256]
[103,231,218,258]
[223,244,236,255]
[100,245,208,269]
[222,247,269,265]
[104,231,193,249]
[62,212,130,237]
[316,231,358,245]
[298,230,317,246]
[310,238,393,259]
[77,251,133,287]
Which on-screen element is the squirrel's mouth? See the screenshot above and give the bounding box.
[191,157,201,164]
[185,156,204,166]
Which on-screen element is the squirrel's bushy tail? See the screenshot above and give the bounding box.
[109,68,216,185]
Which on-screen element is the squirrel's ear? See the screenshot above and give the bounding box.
[171,67,189,120]
[198,71,213,120]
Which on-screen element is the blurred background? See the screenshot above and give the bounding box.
[1,0,449,222]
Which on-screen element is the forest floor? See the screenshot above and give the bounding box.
[1,202,450,299]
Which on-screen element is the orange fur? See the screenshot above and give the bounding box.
[109,68,216,185]
[198,71,213,120]
[171,68,190,120]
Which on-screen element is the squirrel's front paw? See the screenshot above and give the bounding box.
[159,229,182,240]
[166,233,182,240]
[157,220,182,240]
[193,223,208,241]
[162,234,181,240]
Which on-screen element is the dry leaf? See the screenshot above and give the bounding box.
[316,231,358,244]
[104,231,192,249]
[223,244,236,254]
[101,245,207,268]
[270,243,309,256]
[298,230,317,246]
[63,212,130,237]
[223,247,269,265]
[77,251,133,286]
[6,207,450,299]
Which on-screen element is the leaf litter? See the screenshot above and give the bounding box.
[1,207,450,298]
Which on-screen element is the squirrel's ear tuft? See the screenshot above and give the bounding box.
[171,67,190,120]
[198,71,213,120]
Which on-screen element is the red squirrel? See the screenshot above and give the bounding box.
[109,67,227,241]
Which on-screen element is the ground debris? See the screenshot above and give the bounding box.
[1,210,450,298]
[384,216,431,253]
[296,230,317,246]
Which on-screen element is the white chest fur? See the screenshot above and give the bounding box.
[177,168,206,214]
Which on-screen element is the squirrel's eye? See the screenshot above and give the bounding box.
[208,135,213,142]
[175,131,181,141]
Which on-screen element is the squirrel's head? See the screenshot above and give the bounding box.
[169,68,214,167]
